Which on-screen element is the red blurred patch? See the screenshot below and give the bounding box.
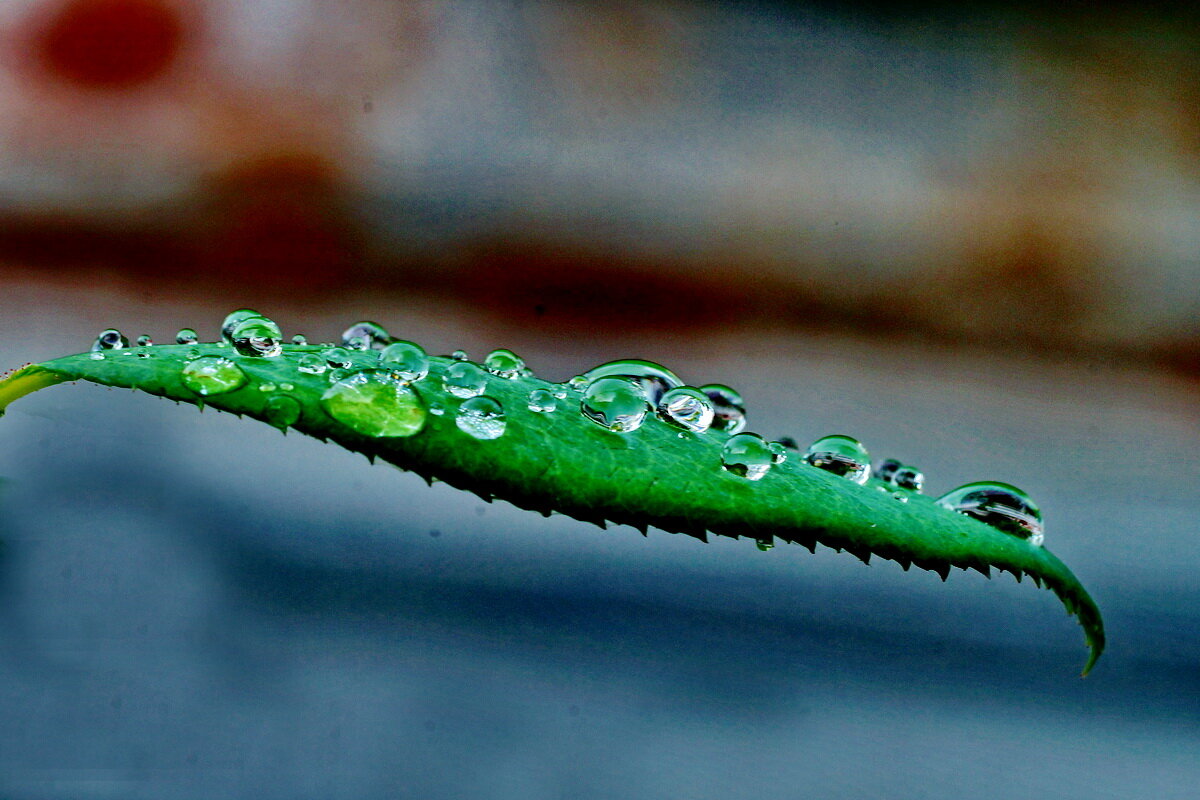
[36,0,185,89]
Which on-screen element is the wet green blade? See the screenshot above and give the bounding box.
[0,342,1105,674]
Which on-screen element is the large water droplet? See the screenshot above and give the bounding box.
[297,354,327,375]
[263,395,302,429]
[443,362,487,398]
[580,377,648,432]
[804,435,871,484]
[483,349,525,379]
[322,347,352,369]
[700,384,746,434]
[221,309,261,342]
[181,356,247,396]
[341,321,391,350]
[320,371,426,437]
[380,341,429,381]
[936,482,1044,545]
[527,388,558,413]
[582,360,682,404]
[231,316,283,357]
[91,328,128,351]
[656,386,714,433]
[455,396,507,440]
[721,432,774,480]
[175,328,198,345]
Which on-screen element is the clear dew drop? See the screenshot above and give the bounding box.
[443,362,487,398]
[136,334,152,347]
[451,349,469,361]
[175,328,198,345]
[231,316,283,358]
[655,386,714,433]
[455,396,507,440]
[297,354,327,374]
[804,434,871,485]
[580,377,648,432]
[380,341,429,381]
[483,348,525,379]
[552,387,568,400]
[700,384,747,434]
[291,334,308,345]
[258,383,277,392]
[527,388,558,413]
[322,346,352,369]
[582,359,682,404]
[263,395,302,430]
[720,432,774,480]
[874,459,902,482]
[91,328,128,351]
[320,370,426,438]
[89,352,104,360]
[568,375,588,391]
[181,356,247,396]
[936,482,1044,545]
[341,321,391,350]
[756,539,774,551]
[768,441,789,464]
[876,458,925,492]
[221,309,261,342]
[892,492,909,504]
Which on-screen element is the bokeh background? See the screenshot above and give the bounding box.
[0,1,1198,797]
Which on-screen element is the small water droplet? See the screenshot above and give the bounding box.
[700,384,746,434]
[777,436,800,451]
[221,309,261,342]
[91,328,128,351]
[876,459,925,492]
[279,382,294,391]
[181,356,247,396]
[443,362,487,398]
[568,375,588,391]
[430,404,445,416]
[756,539,774,551]
[328,368,349,383]
[258,382,277,392]
[380,341,429,381]
[187,347,200,358]
[527,388,558,412]
[322,347,352,369]
[291,334,308,345]
[768,441,789,464]
[297,354,327,374]
[136,335,153,347]
[320,371,426,437]
[892,492,909,503]
[455,396,507,440]
[655,386,714,433]
[451,349,469,361]
[804,435,871,484]
[264,395,302,429]
[484,348,525,379]
[552,387,568,400]
[874,459,902,482]
[231,316,283,357]
[582,359,682,404]
[341,321,391,350]
[175,328,198,345]
[580,377,648,432]
[721,432,774,480]
[89,352,104,360]
[936,482,1043,545]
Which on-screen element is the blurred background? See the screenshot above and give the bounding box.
[0,1,1198,797]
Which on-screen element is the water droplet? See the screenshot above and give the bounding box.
[443,362,487,398]
[892,492,909,504]
[175,328,198,345]
[328,368,349,383]
[936,482,1043,545]
[322,347,352,369]
[768,442,789,464]
[527,388,558,413]
[483,348,525,379]
[455,396,507,440]
[341,321,391,350]
[89,352,104,360]
[756,539,774,551]
[297,354,327,374]
[231,316,283,358]
[380,341,429,381]
[582,359,682,404]
[804,435,871,485]
[279,382,294,391]
[181,356,247,396]
[700,384,746,434]
[187,348,200,359]
[721,432,774,480]
[777,436,800,451]
[580,377,648,432]
[875,459,902,482]
[291,334,308,345]
[552,387,568,400]
[258,383,277,392]
[320,371,426,437]
[263,395,302,429]
[892,466,925,492]
[430,404,445,416]
[136,334,152,347]
[568,375,588,391]
[655,386,714,433]
[451,349,469,361]
[221,309,261,342]
[91,328,128,351]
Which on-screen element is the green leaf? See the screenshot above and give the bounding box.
[0,339,1105,674]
